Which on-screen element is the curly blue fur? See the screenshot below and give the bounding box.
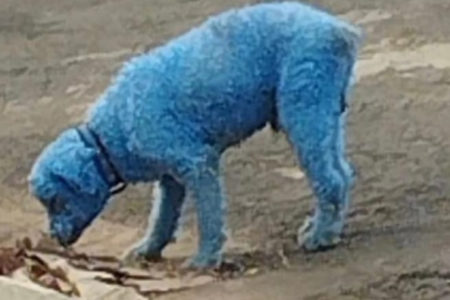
[29,2,361,268]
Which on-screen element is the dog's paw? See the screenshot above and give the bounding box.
[297,216,342,251]
[181,253,221,271]
[121,243,162,265]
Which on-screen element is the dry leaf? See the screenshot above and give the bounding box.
[25,253,81,297]
[0,247,25,276]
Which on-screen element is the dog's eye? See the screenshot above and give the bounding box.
[49,197,67,214]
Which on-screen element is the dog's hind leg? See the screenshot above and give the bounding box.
[278,52,355,251]
[124,175,185,261]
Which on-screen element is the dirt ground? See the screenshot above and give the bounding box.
[2,0,450,299]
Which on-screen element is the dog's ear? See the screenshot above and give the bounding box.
[50,147,100,197]
[53,170,85,195]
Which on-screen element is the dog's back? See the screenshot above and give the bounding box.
[89,2,361,150]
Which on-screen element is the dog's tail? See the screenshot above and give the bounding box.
[269,19,363,133]
[339,21,364,53]
[335,20,364,112]
[336,19,364,87]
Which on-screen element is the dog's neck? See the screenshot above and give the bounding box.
[76,124,127,195]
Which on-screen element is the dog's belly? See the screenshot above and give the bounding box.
[206,93,275,148]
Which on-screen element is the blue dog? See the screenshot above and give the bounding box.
[28,2,361,269]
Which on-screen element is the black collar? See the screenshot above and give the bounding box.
[76,124,127,195]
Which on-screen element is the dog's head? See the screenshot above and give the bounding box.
[28,129,110,246]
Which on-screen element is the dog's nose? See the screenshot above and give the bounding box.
[50,219,80,247]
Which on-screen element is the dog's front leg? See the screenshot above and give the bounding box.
[181,157,227,269]
[123,175,185,262]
